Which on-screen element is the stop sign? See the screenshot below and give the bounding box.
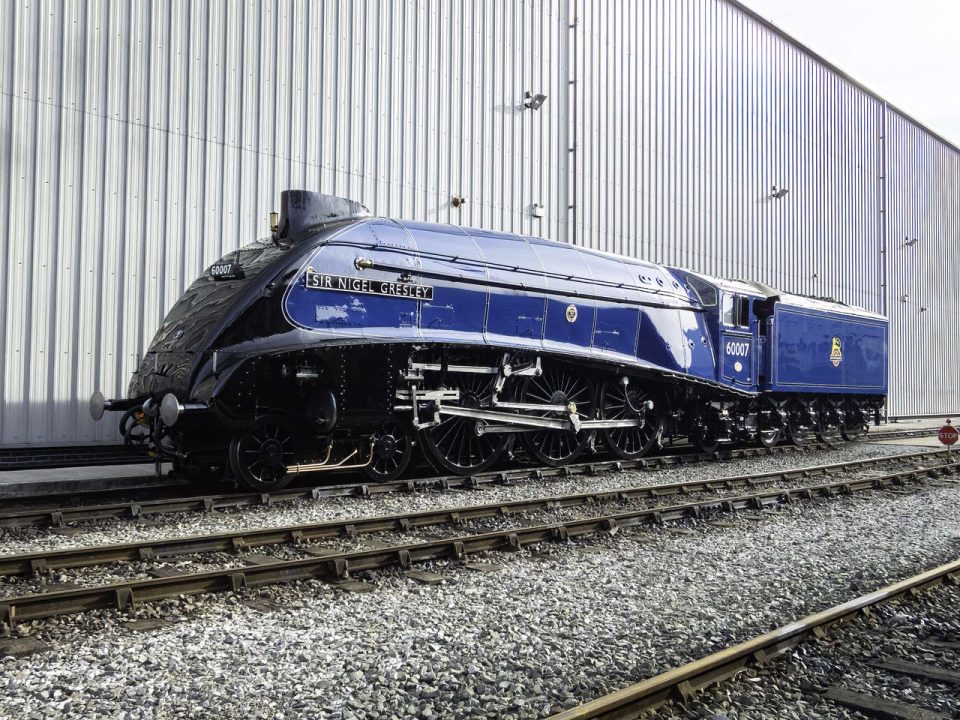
[939,424,958,446]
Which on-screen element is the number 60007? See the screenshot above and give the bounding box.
[725,341,750,357]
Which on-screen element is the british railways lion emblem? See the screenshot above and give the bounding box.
[830,337,843,367]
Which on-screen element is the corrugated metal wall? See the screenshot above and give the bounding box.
[0,0,956,446]
[884,109,960,416]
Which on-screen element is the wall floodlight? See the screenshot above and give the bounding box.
[451,196,468,208]
[904,237,919,247]
[770,185,789,199]
[901,293,910,303]
[524,91,548,110]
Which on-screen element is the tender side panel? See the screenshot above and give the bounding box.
[768,304,888,394]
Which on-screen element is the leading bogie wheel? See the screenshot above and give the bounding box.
[598,379,662,460]
[420,371,512,475]
[520,364,595,466]
[364,420,415,482]
[228,415,298,491]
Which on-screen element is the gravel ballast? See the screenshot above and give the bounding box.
[0,445,958,719]
[655,580,960,719]
[0,442,937,558]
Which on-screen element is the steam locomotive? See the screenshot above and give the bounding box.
[91,191,888,490]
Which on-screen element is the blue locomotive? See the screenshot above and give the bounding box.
[90,191,887,490]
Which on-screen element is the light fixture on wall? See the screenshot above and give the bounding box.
[530,203,545,219]
[770,185,789,199]
[904,237,919,247]
[901,293,910,303]
[451,195,468,208]
[920,306,928,312]
[524,91,548,110]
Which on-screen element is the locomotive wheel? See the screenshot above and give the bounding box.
[757,426,782,449]
[364,421,414,482]
[598,379,662,460]
[692,429,721,454]
[841,420,868,441]
[520,364,595,466]
[815,403,843,444]
[757,404,784,449]
[841,403,868,441]
[786,403,815,446]
[228,416,297,491]
[421,372,512,475]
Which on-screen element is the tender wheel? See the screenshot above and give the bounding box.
[364,421,414,482]
[520,364,595,466]
[841,403,868,441]
[815,402,843,443]
[228,416,297,491]
[786,402,815,446]
[598,379,662,460]
[421,372,512,475]
[758,427,782,449]
[757,403,784,449]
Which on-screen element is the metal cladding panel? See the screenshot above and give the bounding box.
[0,0,958,446]
[569,0,884,314]
[884,109,960,416]
[0,0,566,445]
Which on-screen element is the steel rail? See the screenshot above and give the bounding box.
[1,460,957,626]
[0,448,951,578]
[866,428,938,440]
[547,558,960,719]
[0,442,842,530]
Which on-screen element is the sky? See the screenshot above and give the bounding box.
[740,0,960,147]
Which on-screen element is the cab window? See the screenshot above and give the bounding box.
[686,276,717,306]
[722,294,750,328]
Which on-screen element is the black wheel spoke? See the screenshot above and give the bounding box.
[422,367,511,474]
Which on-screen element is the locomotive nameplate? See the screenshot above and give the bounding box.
[305,268,434,300]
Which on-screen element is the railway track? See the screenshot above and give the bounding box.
[0,441,843,530]
[548,558,960,719]
[0,426,936,529]
[0,451,946,577]
[0,447,951,578]
[1,451,956,627]
[866,427,940,441]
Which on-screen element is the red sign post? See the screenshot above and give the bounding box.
[939,420,958,458]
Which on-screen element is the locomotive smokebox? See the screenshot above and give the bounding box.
[276,190,371,239]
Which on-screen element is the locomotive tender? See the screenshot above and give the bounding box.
[90,191,887,490]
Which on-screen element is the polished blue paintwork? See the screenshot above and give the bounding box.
[766,303,888,394]
[283,218,887,398]
[283,218,707,379]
